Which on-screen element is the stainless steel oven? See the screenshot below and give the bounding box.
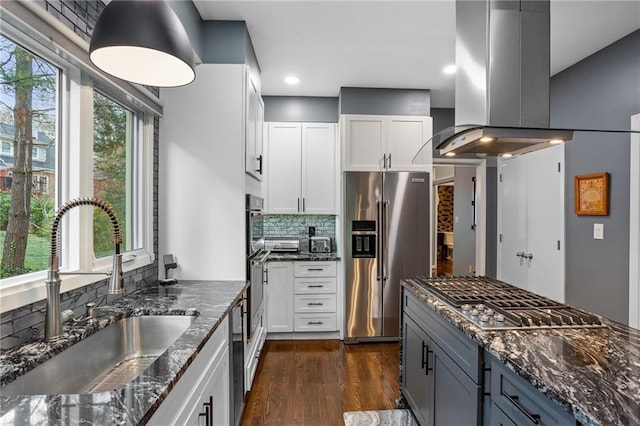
[246,194,267,341]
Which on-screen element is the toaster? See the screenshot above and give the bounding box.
[310,236,331,253]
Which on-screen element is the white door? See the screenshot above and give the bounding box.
[266,123,302,214]
[525,146,565,302]
[498,146,565,301]
[498,157,528,289]
[343,115,386,170]
[386,116,433,170]
[302,123,336,214]
[266,262,294,333]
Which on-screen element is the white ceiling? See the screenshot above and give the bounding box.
[193,0,640,108]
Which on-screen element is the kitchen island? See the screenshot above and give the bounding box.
[401,277,640,426]
[0,280,246,425]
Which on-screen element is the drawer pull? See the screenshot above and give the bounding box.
[307,268,324,271]
[308,285,324,288]
[421,341,427,371]
[504,394,541,424]
[307,302,324,306]
[308,321,324,325]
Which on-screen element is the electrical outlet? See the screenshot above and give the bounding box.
[468,264,474,273]
[309,226,316,237]
[594,223,604,240]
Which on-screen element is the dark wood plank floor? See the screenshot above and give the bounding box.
[240,340,400,426]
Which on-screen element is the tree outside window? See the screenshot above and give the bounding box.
[0,34,57,278]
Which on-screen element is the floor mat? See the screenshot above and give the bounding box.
[343,409,418,426]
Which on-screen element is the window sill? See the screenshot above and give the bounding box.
[0,252,155,313]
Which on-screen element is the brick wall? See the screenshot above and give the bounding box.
[0,1,160,351]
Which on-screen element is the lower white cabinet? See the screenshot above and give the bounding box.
[149,316,230,426]
[266,260,338,335]
[265,261,295,332]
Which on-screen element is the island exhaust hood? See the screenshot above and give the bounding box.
[435,0,574,157]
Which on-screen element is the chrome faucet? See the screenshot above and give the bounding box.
[45,197,123,340]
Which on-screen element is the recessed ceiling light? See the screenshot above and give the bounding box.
[443,64,457,75]
[284,75,300,85]
[444,152,456,157]
[479,137,494,143]
[549,139,564,145]
[501,153,513,158]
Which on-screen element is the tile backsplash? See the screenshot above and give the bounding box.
[263,215,336,252]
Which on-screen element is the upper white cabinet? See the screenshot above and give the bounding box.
[341,114,433,171]
[266,122,337,214]
[245,71,264,181]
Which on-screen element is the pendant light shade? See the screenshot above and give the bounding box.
[90,0,195,87]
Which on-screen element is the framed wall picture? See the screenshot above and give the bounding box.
[574,172,610,216]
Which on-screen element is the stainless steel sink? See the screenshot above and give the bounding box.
[1,315,194,395]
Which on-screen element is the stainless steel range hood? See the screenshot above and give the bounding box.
[434,0,572,157]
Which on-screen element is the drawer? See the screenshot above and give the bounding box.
[403,289,481,383]
[490,402,517,426]
[294,313,337,332]
[294,277,337,294]
[491,359,577,426]
[294,294,337,313]
[294,261,337,278]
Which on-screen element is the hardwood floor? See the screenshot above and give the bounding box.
[240,340,400,426]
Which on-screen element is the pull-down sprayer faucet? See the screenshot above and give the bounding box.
[45,197,123,340]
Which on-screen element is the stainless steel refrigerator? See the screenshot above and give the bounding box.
[345,171,430,342]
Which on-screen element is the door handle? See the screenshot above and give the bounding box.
[382,200,389,281]
[256,154,263,174]
[388,153,391,168]
[376,200,382,281]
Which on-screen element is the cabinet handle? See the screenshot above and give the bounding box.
[308,285,324,288]
[504,394,541,424]
[383,153,387,169]
[297,198,300,212]
[307,268,323,271]
[388,153,391,168]
[308,321,324,325]
[257,154,263,174]
[302,198,305,212]
[421,341,427,371]
[425,346,433,375]
[307,302,323,306]
[200,395,213,426]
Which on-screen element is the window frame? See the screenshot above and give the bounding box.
[0,12,155,312]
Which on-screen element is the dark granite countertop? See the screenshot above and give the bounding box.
[402,278,640,426]
[267,251,340,261]
[0,280,247,425]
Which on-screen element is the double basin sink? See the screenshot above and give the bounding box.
[2,315,194,395]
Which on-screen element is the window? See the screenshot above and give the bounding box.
[0,13,155,307]
[0,34,58,278]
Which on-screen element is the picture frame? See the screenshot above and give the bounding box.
[574,172,610,216]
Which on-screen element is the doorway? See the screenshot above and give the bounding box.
[436,183,454,276]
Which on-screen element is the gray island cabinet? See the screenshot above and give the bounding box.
[401,287,578,426]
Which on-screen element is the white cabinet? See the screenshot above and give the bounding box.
[149,317,230,426]
[265,261,294,332]
[245,71,264,181]
[341,114,433,171]
[498,145,565,302]
[293,261,338,332]
[265,261,338,335]
[265,123,337,214]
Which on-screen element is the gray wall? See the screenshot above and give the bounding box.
[339,87,430,116]
[201,21,248,64]
[264,96,339,123]
[453,166,477,275]
[550,30,640,324]
[169,0,204,61]
[431,108,455,135]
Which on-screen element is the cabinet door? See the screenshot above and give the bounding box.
[205,345,230,426]
[343,115,386,171]
[402,315,433,426]
[245,74,260,180]
[266,262,294,332]
[432,342,481,426]
[302,123,336,214]
[266,124,302,214]
[255,97,264,179]
[386,116,433,171]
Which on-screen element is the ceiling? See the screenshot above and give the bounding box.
[192,1,640,108]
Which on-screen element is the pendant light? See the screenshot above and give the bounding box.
[90,0,195,87]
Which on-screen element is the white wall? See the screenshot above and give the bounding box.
[159,64,247,281]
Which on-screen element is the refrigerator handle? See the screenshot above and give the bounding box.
[376,200,382,281]
[383,200,389,281]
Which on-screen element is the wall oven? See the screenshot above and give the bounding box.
[246,195,267,341]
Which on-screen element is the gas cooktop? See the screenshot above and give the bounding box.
[414,276,606,330]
